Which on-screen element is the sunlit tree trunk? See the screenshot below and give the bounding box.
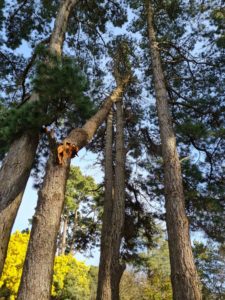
[110,101,126,300]
[97,109,114,300]
[60,215,68,255]
[0,0,78,276]
[17,79,130,300]
[146,1,202,299]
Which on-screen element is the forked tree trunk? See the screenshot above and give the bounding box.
[17,80,130,300]
[0,0,78,276]
[111,101,126,300]
[97,110,114,300]
[146,1,202,299]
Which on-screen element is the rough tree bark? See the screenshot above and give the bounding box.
[17,78,130,300]
[146,1,202,299]
[0,0,78,276]
[110,100,126,300]
[97,109,114,300]
[0,191,24,274]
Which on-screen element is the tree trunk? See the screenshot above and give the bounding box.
[0,134,39,212]
[69,209,78,255]
[17,82,129,300]
[97,110,114,300]
[111,101,126,300]
[0,133,39,276]
[49,0,78,56]
[0,0,78,276]
[0,191,24,275]
[60,215,68,255]
[17,154,69,300]
[65,76,130,146]
[146,1,202,299]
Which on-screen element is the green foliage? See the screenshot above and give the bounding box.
[139,238,172,299]
[5,1,35,49]
[4,0,59,49]
[0,54,94,155]
[177,120,208,139]
[39,0,59,23]
[165,0,181,19]
[67,0,127,38]
[120,271,149,300]
[211,7,225,48]
[0,98,47,145]
[60,166,102,254]
[193,241,225,299]
[65,166,99,212]
[0,0,4,34]
[33,52,94,122]
[120,234,172,300]
[123,195,158,264]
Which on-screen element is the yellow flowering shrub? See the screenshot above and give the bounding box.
[52,255,91,299]
[0,232,90,300]
[0,231,29,300]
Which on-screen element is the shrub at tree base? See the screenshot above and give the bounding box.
[0,231,29,299]
[0,232,91,300]
[52,255,90,300]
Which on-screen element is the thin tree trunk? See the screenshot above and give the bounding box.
[111,101,126,300]
[17,80,130,300]
[0,0,78,276]
[60,215,68,255]
[69,209,78,255]
[0,191,24,274]
[97,109,114,300]
[146,1,202,299]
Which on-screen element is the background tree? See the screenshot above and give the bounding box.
[96,110,114,300]
[123,0,225,297]
[193,241,225,300]
[138,235,172,300]
[58,166,101,256]
[90,35,160,299]
[124,0,224,240]
[146,2,201,298]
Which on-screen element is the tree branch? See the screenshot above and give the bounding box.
[141,127,162,156]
